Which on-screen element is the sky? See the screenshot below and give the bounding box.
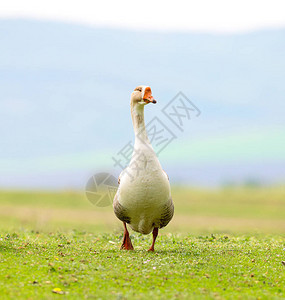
[1,0,285,33]
[1,1,285,188]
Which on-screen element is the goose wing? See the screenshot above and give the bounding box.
[157,197,174,228]
[113,192,131,224]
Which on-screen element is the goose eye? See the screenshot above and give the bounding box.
[134,88,142,92]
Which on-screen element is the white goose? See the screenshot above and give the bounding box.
[113,85,174,251]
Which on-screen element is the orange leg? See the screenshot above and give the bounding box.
[120,222,134,250]
[148,227,158,252]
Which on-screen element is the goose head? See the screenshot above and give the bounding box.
[131,85,157,106]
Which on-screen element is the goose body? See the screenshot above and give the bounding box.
[113,85,174,250]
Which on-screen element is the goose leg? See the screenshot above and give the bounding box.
[120,222,134,250]
[148,227,158,252]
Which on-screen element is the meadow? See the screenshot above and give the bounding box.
[0,186,284,299]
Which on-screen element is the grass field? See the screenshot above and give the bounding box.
[0,186,284,299]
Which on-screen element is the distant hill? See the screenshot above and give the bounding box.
[0,19,284,188]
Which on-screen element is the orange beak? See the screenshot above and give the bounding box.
[143,87,157,104]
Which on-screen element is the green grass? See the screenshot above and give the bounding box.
[0,231,284,299]
[0,186,284,233]
[0,187,284,299]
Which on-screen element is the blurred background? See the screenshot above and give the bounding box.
[0,0,284,234]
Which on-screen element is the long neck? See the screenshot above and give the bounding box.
[131,103,149,143]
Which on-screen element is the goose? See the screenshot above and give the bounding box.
[113,85,174,251]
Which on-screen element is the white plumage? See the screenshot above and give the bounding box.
[113,85,174,251]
